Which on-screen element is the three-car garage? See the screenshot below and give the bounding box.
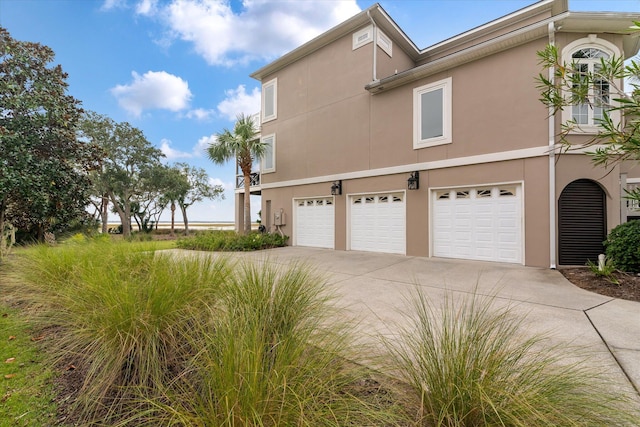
[293,183,524,264]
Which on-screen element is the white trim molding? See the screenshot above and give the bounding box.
[561,35,621,134]
[413,77,452,149]
[260,145,550,190]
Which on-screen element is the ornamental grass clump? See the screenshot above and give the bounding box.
[14,239,231,423]
[388,288,640,427]
[135,261,395,426]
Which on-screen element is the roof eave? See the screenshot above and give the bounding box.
[250,4,382,81]
[365,14,559,94]
[366,10,640,94]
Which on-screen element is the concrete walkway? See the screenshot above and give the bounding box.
[172,246,640,398]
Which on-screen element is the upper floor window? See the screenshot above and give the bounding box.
[562,36,620,132]
[262,78,277,123]
[413,77,452,149]
[261,133,276,173]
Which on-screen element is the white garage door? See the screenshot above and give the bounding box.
[350,193,406,254]
[295,198,334,249]
[432,185,522,263]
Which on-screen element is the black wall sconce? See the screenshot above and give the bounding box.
[331,180,342,196]
[407,171,420,190]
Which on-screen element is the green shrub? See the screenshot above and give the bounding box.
[604,220,640,273]
[387,288,640,426]
[177,230,288,251]
[15,240,231,423]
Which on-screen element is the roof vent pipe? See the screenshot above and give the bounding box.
[367,10,378,82]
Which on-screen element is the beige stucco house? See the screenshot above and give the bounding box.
[236,0,640,268]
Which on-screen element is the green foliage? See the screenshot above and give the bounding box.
[166,162,225,234]
[387,289,640,426]
[177,230,288,251]
[586,257,619,284]
[208,113,264,235]
[78,111,165,238]
[138,262,392,426]
[0,27,100,239]
[9,240,395,426]
[0,305,57,424]
[14,239,231,423]
[604,220,640,273]
[536,43,640,168]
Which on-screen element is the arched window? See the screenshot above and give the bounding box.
[561,36,620,131]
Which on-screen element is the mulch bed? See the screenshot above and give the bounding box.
[559,267,640,303]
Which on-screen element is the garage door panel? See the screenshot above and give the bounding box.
[433,185,522,264]
[350,193,406,254]
[295,198,334,249]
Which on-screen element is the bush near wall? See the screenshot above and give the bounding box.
[176,231,288,251]
[604,220,640,273]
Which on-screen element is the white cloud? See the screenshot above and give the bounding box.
[186,108,216,121]
[209,177,234,191]
[111,70,192,116]
[101,0,126,10]
[217,85,261,121]
[136,0,158,15]
[194,134,217,156]
[160,138,194,160]
[136,0,361,66]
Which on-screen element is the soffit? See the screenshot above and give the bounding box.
[555,12,640,57]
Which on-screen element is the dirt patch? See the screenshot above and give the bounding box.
[559,267,640,303]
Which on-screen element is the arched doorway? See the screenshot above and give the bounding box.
[558,179,606,265]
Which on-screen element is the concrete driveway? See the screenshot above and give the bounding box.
[172,246,640,398]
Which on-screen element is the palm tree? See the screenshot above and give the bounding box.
[208,113,265,235]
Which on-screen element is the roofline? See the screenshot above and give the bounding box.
[251,0,561,81]
[251,1,640,84]
[418,0,557,56]
[250,3,380,81]
[365,13,563,93]
[365,10,640,94]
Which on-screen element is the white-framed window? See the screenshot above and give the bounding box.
[561,36,620,133]
[261,133,276,173]
[413,77,452,149]
[262,78,277,123]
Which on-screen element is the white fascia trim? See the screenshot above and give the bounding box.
[421,0,554,55]
[260,146,550,190]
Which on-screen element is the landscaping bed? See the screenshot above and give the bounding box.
[559,268,640,303]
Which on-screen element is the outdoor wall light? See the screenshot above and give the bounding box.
[331,180,342,196]
[407,171,420,190]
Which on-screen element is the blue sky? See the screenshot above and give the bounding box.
[2,0,638,222]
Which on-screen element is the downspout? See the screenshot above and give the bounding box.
[367,10,377,82]
[548,21,557,269]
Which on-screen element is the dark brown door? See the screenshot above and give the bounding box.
[558,179,606,265]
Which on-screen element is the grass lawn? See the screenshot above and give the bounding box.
[0,304,57,425]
